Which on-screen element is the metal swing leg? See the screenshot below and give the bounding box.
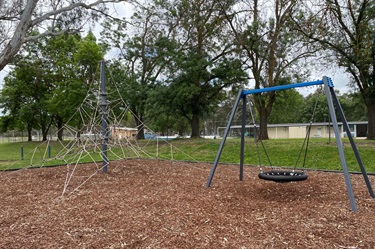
[323,77,357,212]
[240,94,247,181]
[206,90,244,187]
[328,83,375,198]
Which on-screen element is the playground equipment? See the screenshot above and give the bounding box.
[247,87,321,183]
[206,76,375,212]
[3,60,179,196]
[257,170,308,182]
[100,60,109,173]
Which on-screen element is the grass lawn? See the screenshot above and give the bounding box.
[168,137,375,173]
[0,137,374,173]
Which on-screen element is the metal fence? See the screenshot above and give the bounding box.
[0,130,74,143]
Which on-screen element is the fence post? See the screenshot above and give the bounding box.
[21,146,24,160]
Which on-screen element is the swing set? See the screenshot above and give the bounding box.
[206,76,375,212]
[247,87,319,183]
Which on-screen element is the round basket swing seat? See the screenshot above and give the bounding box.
[258,170,308,183]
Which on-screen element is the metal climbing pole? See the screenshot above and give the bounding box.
[100,60,108,173]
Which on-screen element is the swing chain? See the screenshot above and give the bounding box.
[294,85,323,171]
[248,96,272,172]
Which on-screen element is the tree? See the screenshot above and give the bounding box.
[159,0,248,138]
[293,0,375,139]
[268,89,305,124]
[0,116,13,133]
[101,3,174,139]
[300,89,329,123]
[299,89,366,125]
[42,32,105,140]
[339,92,367,122]
[146,83,191,136]
[222,0,317,139]
[0,56,53,141]
[0,0,124,71]
[0,32,104,141]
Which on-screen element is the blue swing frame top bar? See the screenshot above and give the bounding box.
[241,78,333,96]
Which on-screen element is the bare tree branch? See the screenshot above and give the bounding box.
[0,0,37,71]
[0,0,130,71]
[24,29,80,42]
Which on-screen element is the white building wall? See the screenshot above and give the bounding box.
[289,127,306,138]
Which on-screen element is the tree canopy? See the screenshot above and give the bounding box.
[293,0,375,139]
[221,0,318,139]
[1,0,374,140]
[0,32,104,140]
[0,0,124,71]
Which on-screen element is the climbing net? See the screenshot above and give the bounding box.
[2,63,197,196]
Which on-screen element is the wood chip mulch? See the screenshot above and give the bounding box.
[1,159,375,248]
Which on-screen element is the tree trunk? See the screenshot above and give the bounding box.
[133,115,145,140]
[258,107,269,140]
[57,116,64,141]
[191,112,200,138]
[42,129,48,141]
[366,102,375,139]
[178,128,184,136]
[0,0,37,71]
[136,124,145,140]
[27,123,33,142]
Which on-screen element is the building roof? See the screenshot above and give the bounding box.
[110,126,138,131]
[225,121,368,129]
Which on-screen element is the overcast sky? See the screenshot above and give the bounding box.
[299,68,352,96]
[0,66,9,91]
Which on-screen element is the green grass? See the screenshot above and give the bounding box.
[0,137,375,173]
[152,138,375,173]
[0,141,70,169]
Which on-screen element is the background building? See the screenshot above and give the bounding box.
[217,121,368,139]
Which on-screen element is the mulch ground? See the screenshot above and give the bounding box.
[1,159,375,248]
